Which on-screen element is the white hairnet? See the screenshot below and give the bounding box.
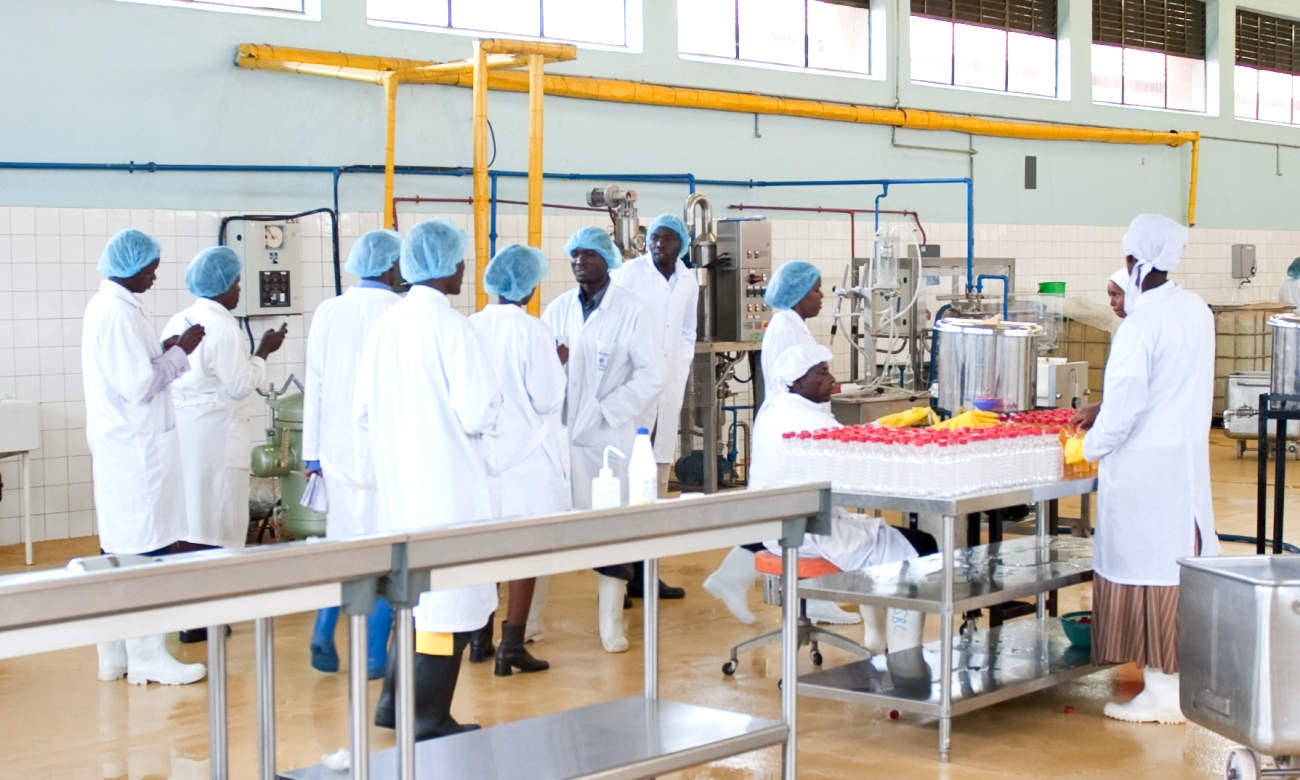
[483,244,548,302]
[400,218,467,283]
[1121,213,1187,315]
[345,230,401,278]
[1108,269,1128,289]
[98,228,161,278]
[185,246,242,298]
[772,344,833,390]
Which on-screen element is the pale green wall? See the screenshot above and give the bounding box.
[2,0,1299,229]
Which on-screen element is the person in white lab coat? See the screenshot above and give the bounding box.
[301,230,402,679]
[356,218,502,740]
[470,244,569,676]
[1072,213,1217,725]
[1280,258,1300,309]
[1107,268,1129,320]
[82,228,207,686]
[542,226,662,653]
[705,259,860,626]
[610,213,698,602]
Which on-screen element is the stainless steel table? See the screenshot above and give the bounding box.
[797,476,1098,762]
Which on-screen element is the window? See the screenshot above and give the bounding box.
[1091,0,1206,112]
[910,0,1059,97]
[1235,10,1300,126]
[368,0,631,48]
[113,0,314,16]
[679,0,873,76]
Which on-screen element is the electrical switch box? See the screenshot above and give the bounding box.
[713,219,773,343]
[1232,244,1257,280]
[224,220,302,317]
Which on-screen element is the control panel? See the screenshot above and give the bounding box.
[715,219,773,342]
[224,219,302,317]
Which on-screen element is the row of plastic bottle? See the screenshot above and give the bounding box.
[777,424,1065,497]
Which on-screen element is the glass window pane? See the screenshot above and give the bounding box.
[1165,55,1205,112]
[1092,44,1123,103]
[369,0,448,26]
[1007,31,1056,96]
[1123,48,1166,108]
[1293,75,1300,125]
[1235,65,1259,119]
[953,22,1006,92]
[545,0,624,45]
[213,0,303,8]
[808,0,870,74]
[910,16,954,85]
[679,0,737,58]
[738,0,806,67]
[450,0,539,36]
[1259,68,1293,123]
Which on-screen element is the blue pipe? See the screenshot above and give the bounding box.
[873,184,889,235]
[975,274,1009,319]
[489,171,499,257]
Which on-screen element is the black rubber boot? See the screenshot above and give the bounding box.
[494,621,549,677]
[374,633,480,740]
[467,612,495,663]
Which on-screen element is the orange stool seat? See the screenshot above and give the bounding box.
[753,551,841,579]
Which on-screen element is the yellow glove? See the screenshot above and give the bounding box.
[1064,436,1091,465]
[875,406,938,428]
[934,410,1000,430]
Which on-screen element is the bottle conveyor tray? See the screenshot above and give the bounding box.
[830,475,1097,517]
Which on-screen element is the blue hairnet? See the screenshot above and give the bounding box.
[765,261,821,310]
[647,214,690,260]
[1289,258,1300,281]
[563,226,622,270]
[400,218,467,283]
[185,246,242,298]
[97,228,161,278]
[345,230,402,278]
[484,244,549,303]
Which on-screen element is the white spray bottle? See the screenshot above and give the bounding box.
[591,445,626,510]
[628,428,658,505]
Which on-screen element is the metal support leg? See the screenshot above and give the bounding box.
[1036,501,1049,618]
[348,613,370,780]
[939,514,955,763]
[1259,396,1269,555]
[703,355,718,494]
[395,606,415,780]
[781,543,799,780]
[208,624,227,780]
[256,616,276,780]
[1276,415,1288,555]
[21,452,32,566]
[643,558,659,700]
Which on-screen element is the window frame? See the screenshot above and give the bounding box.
[1090,0,1207,113]
[110,0,319,21]
[367,0,644,53]
[908,0,1061,99]
[1234,8,1300,126]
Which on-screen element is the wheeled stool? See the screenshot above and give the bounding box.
[722,551,872,676]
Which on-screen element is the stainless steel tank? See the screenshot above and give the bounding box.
[935,318,1041,414]
[1269,313,1300,402]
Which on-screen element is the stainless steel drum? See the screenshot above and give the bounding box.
[935,318,1041,414]
[1269,313,1300,403]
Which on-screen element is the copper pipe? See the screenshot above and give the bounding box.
[729,203,928,253]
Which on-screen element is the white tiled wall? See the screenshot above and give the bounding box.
[0,205,1292,545]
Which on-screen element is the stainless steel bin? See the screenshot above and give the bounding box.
[1180,555,1300,756]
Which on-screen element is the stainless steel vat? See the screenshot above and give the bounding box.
[1180,555,1300,755]
[1270,313,1300,403]
[935,319,1040,414]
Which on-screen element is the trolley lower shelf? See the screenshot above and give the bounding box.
[277,696,787,780]
[797,617,1095,718]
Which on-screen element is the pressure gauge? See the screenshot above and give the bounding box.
[264,225,285,250]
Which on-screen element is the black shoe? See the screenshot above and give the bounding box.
[494,621,549,677]
[626,579,686,600]
[178,625,232,644]
[623,594,632,610]
[468,612,494,663]
[375,634,475,741]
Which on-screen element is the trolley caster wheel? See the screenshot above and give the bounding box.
[1236,441,1246,460]
[722,660,737,676]
[1226,748,1260,780]
[811,650,824,666]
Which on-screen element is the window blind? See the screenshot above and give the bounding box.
[911,0,1058,38]
[1092,0,1206,59]
[1237,10,1300,77]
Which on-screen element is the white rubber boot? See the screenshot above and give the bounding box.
[125,635,206,686]
[97,640,127,682]
[596,575,629,653]
[807,599,861,625]
[703,547,759,625]
[859,606,887,654]
[525,576,549,643]
[1103,668,1186,724]
[888,609,925,652]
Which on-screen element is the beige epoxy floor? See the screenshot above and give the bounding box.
[1,430,1294,779]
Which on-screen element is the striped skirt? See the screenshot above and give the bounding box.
[1090,533,1200,674]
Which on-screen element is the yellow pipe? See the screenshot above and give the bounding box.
[236,43,429,72]
[526,53,545,317]
[479,39,577,60]
[1188,137,1200,226]
[472,41,491,312]
[383,72,399,230]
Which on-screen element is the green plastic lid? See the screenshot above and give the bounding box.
[1038,282,1065,296]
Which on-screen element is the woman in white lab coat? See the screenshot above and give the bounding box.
[355,218,502,740]
[470,244,570,676]
[302,230,402,678]
[82,228,207,686]
[1074,213,1217,725]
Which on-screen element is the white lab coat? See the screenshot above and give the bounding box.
[1084,282,1219,586]
[81,280,190,555]
[470,304,572,518]
[302,285,402,539]
[751,392,916,571]
[161,299,266,549]
[354,286,502,633]
[1281,279,1300,309]
[760,309,817,407]
[611,255,699,463]
[542,282,662,509]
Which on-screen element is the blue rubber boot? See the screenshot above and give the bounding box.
[311,607,340,673]
[367,598,393,680]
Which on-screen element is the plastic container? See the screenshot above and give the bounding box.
[628,428,658,505]
[1060,611,1092,648]
[592,445,625,510]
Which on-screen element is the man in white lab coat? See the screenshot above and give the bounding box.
[542,226,662,653]
[1073,213,1217,725]
[470,244,569,676]
[301,230,402,679]
[611,213,698,602]
[81,228,207,686]
[356,218,502,740]
[747,345,930,654]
